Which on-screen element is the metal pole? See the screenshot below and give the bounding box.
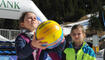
[9,29,11,40]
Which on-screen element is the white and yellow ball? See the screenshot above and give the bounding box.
[36,20,63,49]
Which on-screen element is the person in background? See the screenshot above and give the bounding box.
[15,12,65,60]
[63,24,96,60]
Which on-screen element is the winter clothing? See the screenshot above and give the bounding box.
[64,42,96,60]
[15,31,65,60]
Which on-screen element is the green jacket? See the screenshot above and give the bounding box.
[64,42,96,60]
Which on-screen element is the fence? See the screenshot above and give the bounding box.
[0,29,21,40]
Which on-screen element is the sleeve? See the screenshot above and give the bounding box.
[15,35,36,59]
[48,39,66,60]
[89,48,96,60]
[84,46,96,60]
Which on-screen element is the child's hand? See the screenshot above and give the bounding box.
[31,32,48,49]
[31,38,48,50]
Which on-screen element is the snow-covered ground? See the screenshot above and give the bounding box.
[0,35,15,42]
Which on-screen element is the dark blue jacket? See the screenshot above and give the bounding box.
[15,33,66,60]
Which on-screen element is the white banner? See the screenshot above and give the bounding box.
[0,0,47,21]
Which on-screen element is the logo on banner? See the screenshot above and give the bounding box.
[0,0,20,11]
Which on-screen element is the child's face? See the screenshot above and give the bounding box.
[70,28,85,43]
[21,12,40,32]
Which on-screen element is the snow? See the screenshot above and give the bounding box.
[0,35,15,42]
[63,19,89,35]
[100,35,105,40]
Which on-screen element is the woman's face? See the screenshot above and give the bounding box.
[70,28,85,43]
[21,12,40,32]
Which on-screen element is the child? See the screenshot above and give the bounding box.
[15,12,65,60]
[63,24,96,60]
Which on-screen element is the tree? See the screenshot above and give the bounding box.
[88,15,103,31]
[1,19,19,29]
[33,0,105,22]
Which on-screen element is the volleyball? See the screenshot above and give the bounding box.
[36,20,63,49]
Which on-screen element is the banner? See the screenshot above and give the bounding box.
[0,0,47,21]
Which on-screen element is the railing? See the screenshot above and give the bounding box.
[0,29,21,40]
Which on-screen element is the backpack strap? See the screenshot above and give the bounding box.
[18,33,30,43]
[19,33,42,60]
[21,35,30,43]
[19,33,36,60]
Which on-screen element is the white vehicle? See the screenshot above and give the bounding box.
[0,0,47,21]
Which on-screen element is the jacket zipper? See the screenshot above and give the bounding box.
[75,53,84,60]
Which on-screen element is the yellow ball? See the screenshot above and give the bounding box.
[36,20,62,45]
